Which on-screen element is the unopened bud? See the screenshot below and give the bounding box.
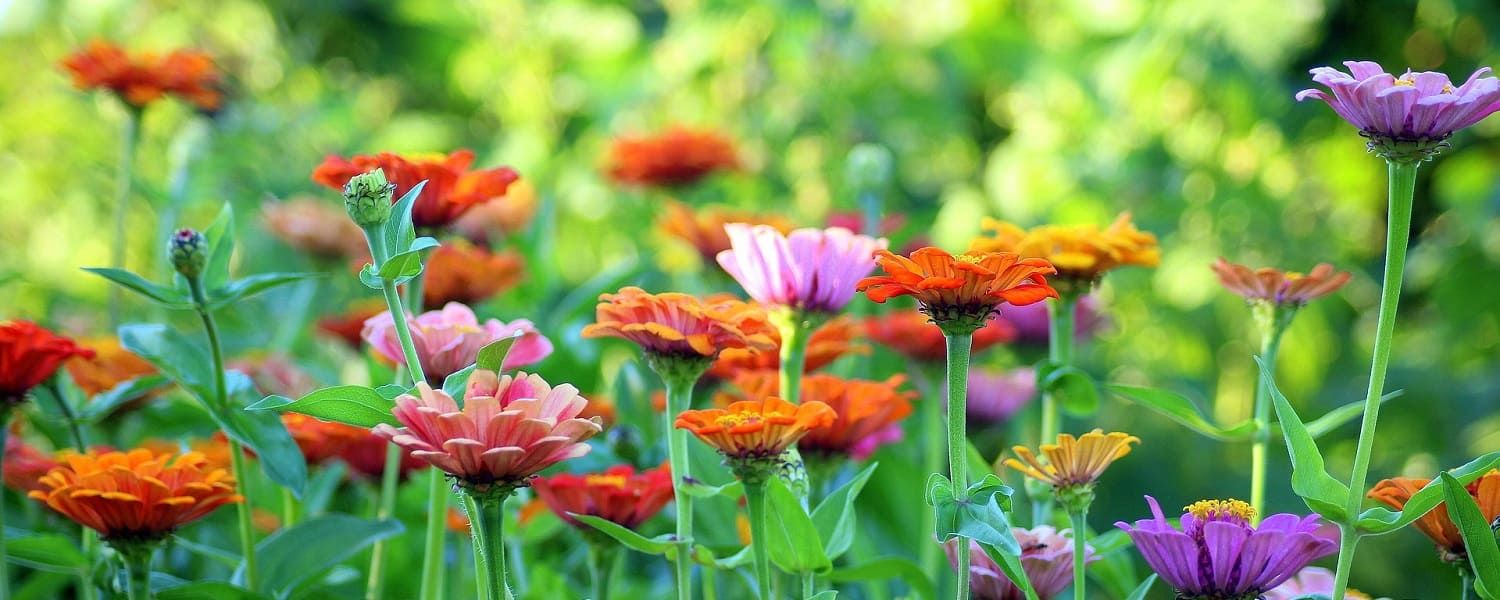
[343,169,395,228]
[169,228,207,280]
[845,144,893,193]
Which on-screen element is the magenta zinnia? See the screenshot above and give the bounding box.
[717,224,887,314]
[1296,61,1500,159]
[362,302,552,385]
[946,526,1096,600]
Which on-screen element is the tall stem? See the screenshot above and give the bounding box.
[190,280,256,590]
[45,382,100,600]
[109,107,141,328]
[1069,509,1088,600]
[1330,159,1416,600]
[1329,524,1359,599]
[1034,296,1075,527]
[123,546,154,600]
[776,310,811,404]
[744,482,773,600]
[365,442,405,600]
[1462,570,1474,600]
[945,333,973,600]
[587,541,616,600]
[919,365,945,580]
[1248,308,1288,525]
[470,492,512,600]
[420,471,449,600]
[658,362,704,600]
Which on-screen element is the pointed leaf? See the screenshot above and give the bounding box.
[245,385,398,428]
[118,323,214,402]
[1258,356,1349,521]
[475,333,523,372]
[826,557,934,600]
[443,364,476,400]
[3,531,86,573]
[358,264,383,289]
[235,514,403,596]
[382,180,427,259]
[1302,390,1403,439]
[1039,362,1099,416]
[1439,472,1500,598]
[1125,574,1159,600]
[202,202,236,290]
[765,477,832,574]
[80,374,170,422]
[378,249,428,281]
[1357,451,1500,535]
[82,268,192,308]
[208,272,320,309]
[932,474,1020,555]
[1108,384,1256,441]
[679,479,744,500]
[212,372,306,496]
[572,514,673,555]
[811,461,878,560]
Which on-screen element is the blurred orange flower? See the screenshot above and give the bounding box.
[65,336,155,397]
[721,372,912,460]
[709,316,866,379]
[282,414,370,466]
[312,150,519,228]
[969,213,1158,284]
[422,240,525,309]
[261,197,367,259]
[316,299,386,349]
[31,449,240,540]
[861,310,1015,362]
[658,200,795,262]
[3,437,58,494]
[533,463,675,530]
[675,397,835,460]
[1368,471,1500,564]
[1004,429,1139,489]
[606,127,741,187]
[582,287,776,360]
[453,179,539,245]
[858,248,1058,334]
[1211,258,1351,307]
[60,40,222,111]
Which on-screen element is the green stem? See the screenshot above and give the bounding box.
[586,542,616,600]
[661,366,701,600]
[462,495,490,600]
[420,470,448,600]
[945,333,973,600]
[123,546,154,600]
[109,106,141,329]
[380,281,427,383]
[802,573,816,598]
[744,482,773,600]
[45,381,100,600]
[47,380,89,452]
[1069,509,1088,600]
[227,441,257,588]
[1248,308,1288,526]
[1033,296,1076,526]
[1329,524,1359,599]
[366,396,407,599]
[1462,570,1474,600]
[1330,159,1417,600]
[470,492,512,600]
[281,487,298,527]
[776,310,811,404]
[919,365,944,577]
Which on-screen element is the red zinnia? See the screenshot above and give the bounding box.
[532,464,675,531]
[0,321,93,406]
[60,40,222,111]
[606,127,741,187]
[312,150,520,229]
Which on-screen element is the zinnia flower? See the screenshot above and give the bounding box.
[946,526,1096,600]
[261,197,368,259]
[1004,429,1139,490]
[997,295,1102,346]
[718,225,887,315]
[676,397,836,465]
[362,302,552,385]
[30,449,241,541]
[317,300,386,349]
[452,179,539,245]
[60,40,222,111]
[861,310,1016,362]
[0,321,93,407]
[582,287,775,362]
[708,316,865,379]
[857,248,1058,335]
[282,414,370,467]
[720,372,912,461]
[606,127,740,187]
[1116,497,1338,600]
[969,214,1159,288]
[1367,470,1500,565]
[373,370,603,492]
[312,150,520,229]
[1212,258,1352,307]
[230,353,317,398]
[658,200,795,263]
[532,463,674,530]
[422,240,525,310]
[3,437,58,494]
[964,367,1036,424]
[1295,61,1500,159]
[1265,567,1374,600]
[337,433,426,481]
[65,336,155,397]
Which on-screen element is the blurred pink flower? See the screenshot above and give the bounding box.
[963,367,1036,424]
[999,295,1101,345]
[847,424,903,461]
[1296,61,1500,142]
[372,370,602,487]
[946,526,1094,600]
[362,302,552,384]
[717,224,887,314]
[1265,567,1374,600]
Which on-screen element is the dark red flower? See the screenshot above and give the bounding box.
[532,463,674,531]
[0,321,93,407]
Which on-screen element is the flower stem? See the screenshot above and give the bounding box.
[109,106,141,329]
[1462,569,1474,600]
[919,364,944,577]
[743,481,773,600]
[469,491,512,600]
[1033,295,1074,527]
[1330,159,1418,600]
[45,380,100,600]
[420,470,448,600]
[122,545,154,600]
[776,309,811,404]
[460,494,491,600]
[945,333,973,600]
[586,540,616,600]
[1249,307,1289,526]
[1069,508,1088,600]
[662,367,701,600]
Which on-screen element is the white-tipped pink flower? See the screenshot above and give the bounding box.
[362,302,552,384]
[372,370,603,487]
[716,224,886,314]
[1296,61,1500,142]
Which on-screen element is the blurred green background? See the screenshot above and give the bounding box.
[4,0,1500,597]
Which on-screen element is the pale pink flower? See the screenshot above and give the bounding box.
[1296,61,1500,142]
[1265,567,1376,600]
[717,224,887,314]
[372,370,603,486]
[946,526,1095,600]
[362,302,552,384]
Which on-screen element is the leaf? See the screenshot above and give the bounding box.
[202,202,236,290]
[377,249,427,281]
[382,181,427,260]
[119,324,214,403]
[1357,451,1500,535]
[826,556,934,600]
[572,514,674,555]
[976,543,1039,600]
[1258,357,1350,521]
[475,334,522,372]
[689,545,752,570]
[208,272,320,309]
[245,385,398,428]
[375,384,409,400]
[1107,384,1256,441]
[157,582,268,600]
[1125,574,1159,600]
[82,268,191,308]
[811,462,877,560]
[358,264,383,290]
[1439,472,1500,598]
[212,372,306,496]
[765,477,832,574]
[930,473,1018,554]
[679,479,744,500]
[80,374,170,422]
[3,531,86,573]
[1302,390,1403,439]
[1038,362,1099,416]
[805,592,837,600]
[235,514,403,596]
[443,364,476,400]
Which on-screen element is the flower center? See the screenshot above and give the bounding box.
[584,475,627,488]
[1184,498,1256,526]
[1393,77,1415,87]
[715,411,763,428]
[955,254,984,265]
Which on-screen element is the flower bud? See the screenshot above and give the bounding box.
[168,228,207,280]
[845,143,893,193]
[343,169,395,228]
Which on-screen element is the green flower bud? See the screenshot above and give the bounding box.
[169,228,208,280]
[845,143,893,193]
[343,169,395,228]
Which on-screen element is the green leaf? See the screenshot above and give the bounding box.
[1257,357,1350,522]
[976,542,1039,600]
[82,268,192,308]
[208,272,320,309]
[212,372,307,496]
[202,202,236,290]
[301,462,347,519]
[679,479,744,500]
[1125,574,1159,600]
[378,249,428,282]
[157,582,268,600]
[3,531,86,573]
[1039,362,1099,416]
[765,477,832,574]
[572,514,674,555]
[383,181,427,260]
[1107,384,1256,441]
[811,462,877,560]
[80,374,170,422]
[235,514,403,596]
[931,473,1018,554]
[119,324,214,402]
[1439,472,1500,598]
[826,556,934,600]
[688,545,752,570]
[1301,390,1403,439]
[245,385,398,428]
[375,384,409,400]
[805,592,837,600]
[475,333,523,372]
[443,364,476,400]
[358,264,383,290]
[1357,451,1500,534]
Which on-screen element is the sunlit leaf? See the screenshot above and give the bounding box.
[1107,384,1255,441]
[765,476,831,574]
[245,385,398,428]
[572,514,673,555]
[1257,356,1349,521]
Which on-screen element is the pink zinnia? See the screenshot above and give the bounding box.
[362,302,552,384]
[717,224,887,314]
[945,526,1095,600]
[1265,567,1374,600]
[1296,61,1500,143]
[373,370,602,487]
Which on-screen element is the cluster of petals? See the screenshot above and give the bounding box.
[312,149,520,228]
[1211,258,1351,307]
[362,302,552,384]
[61,40,222,111]
[281,413,373,466]
[422,239,525,309]
[1367,469,1500,563]
[721,371,912,460]
[964,367,1037,424]
[658,200,794,262]
[717,224,887,314]
[1295,61,1500,141]
[675,397,835,460]
[30,449,241,540]
[861,310,1015,362]
[606,126,740,187]
[0,320,93,405]
[969,213,1159,282]
[857,248,1058,316]
[709,316,865,379]
[582,287,775,359]
[946,526,1096,600]
[64,335,156,397]
[1004,429,1139,488]
[1265,567,1374,600]
[532,463,674,530]
[261,197,367,259]
[3,437,59,494]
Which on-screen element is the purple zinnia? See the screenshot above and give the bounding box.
[717,224,886,315]
[1296,61,1500,159]
[998,294,1101,346]
[1116,496,1337,600]
[962,367,1036,424]
[945,526,1096,600]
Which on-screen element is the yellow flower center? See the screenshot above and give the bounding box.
[1393,77,1415,87]
[715,411,763,428]
[1184,498,1256,523]
[584,475,627,488]
[955,254,984,265]
[1443,84,1455,94]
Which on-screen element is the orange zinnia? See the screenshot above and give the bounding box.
[282,414,370,466]
[709,316,866,379]
[1212,258,1351,307]
[675,397,835,461]
[721,372,913,460]
[422,239,525,309]
[1368,470,1500,564]
[857,248,1058,335]
[311,150,520,228]
[316,299,386,349]
[30,449,240,540]
[861,310,1015,362]
[658,200,795,262]
[261,197,367,259]
[1004,429,1139,489]
[970,213,1158,285]
[65,336,156,397]
[582,287,776,360]
[606,126,741,187]
[453,179,539,244]
[60,40,221,111]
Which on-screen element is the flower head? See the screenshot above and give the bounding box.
[969,214,1159,288]
[0,321,93,406]
[1117,496,1337,600]
[947,526,1096,600]
[861,310,1015,362]
[1296,61,1500,160]
[1212,258,1351,307]
[452,179,539,245]
[658,200,794,263]
[261,197,368,259]
[606,127,740,187]
[373,371,603,494]
[317,300,386,349]
[721,372,912,461]
[30,449,240,542]
[168,228,208,280]
[858,248,1058,335]
[965,367,1037,424]
[312,150,520,229]
[582,287,775,361]
[709,316,865,379]
[337,432,427,481]
[282,414,370,466]
[717,225,887,315]
[675,397,835,477]
[1265,567,1373,600]
[532,463,674,531]
[1368,470,1500,565]
[1004,429,1138,491]
[61,40,221,111]
[362,302,552,385]
[65,336,155,397]
[3,437,59,494]
[998,294,1102,346]
[422,240,525,310]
